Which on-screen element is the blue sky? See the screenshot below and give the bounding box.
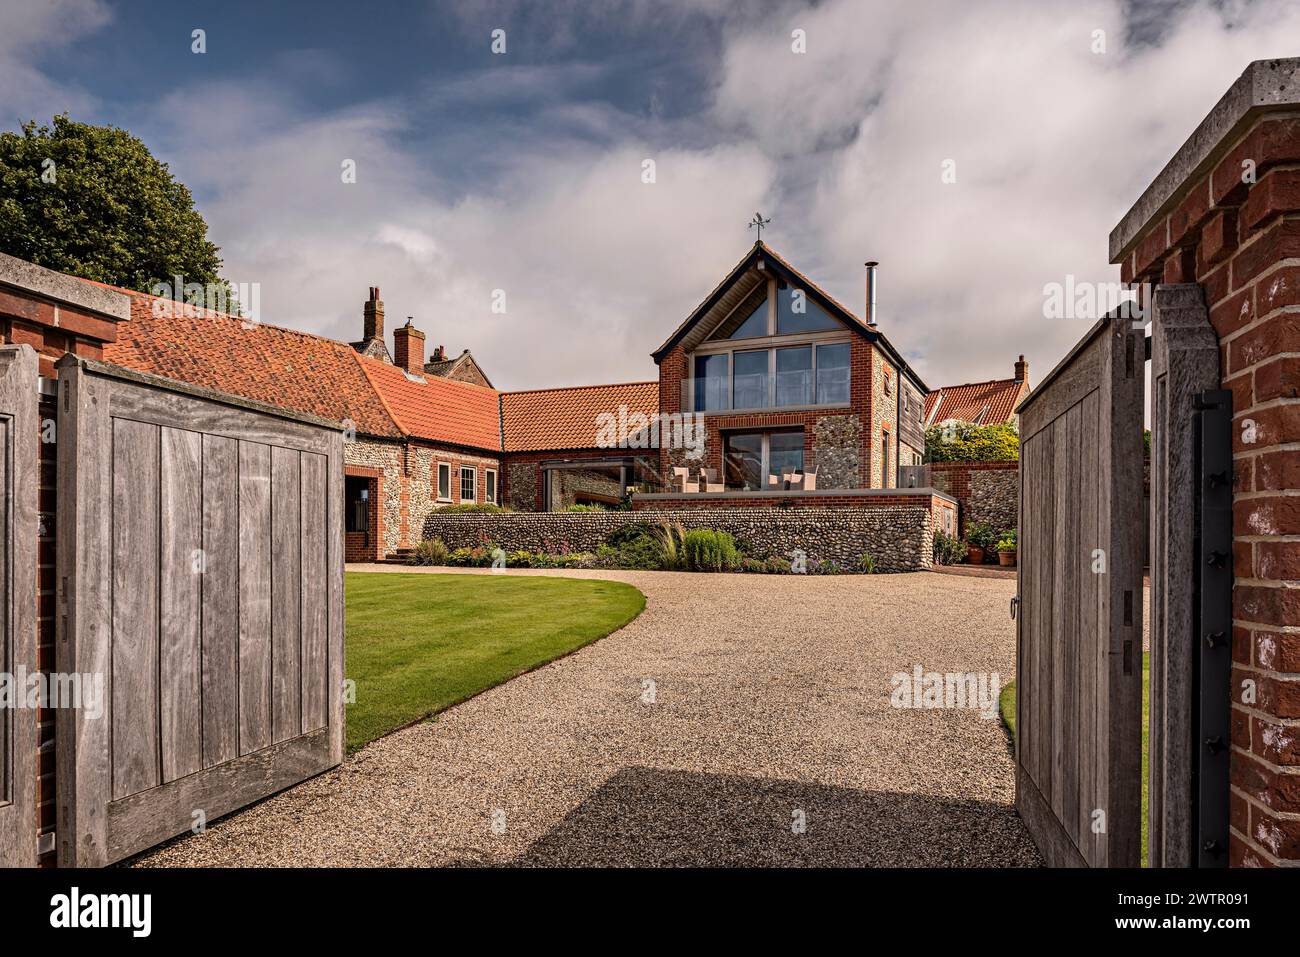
[2,0,1297,390]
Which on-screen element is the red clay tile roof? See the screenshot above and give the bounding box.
[356,356,501,451]
[501,381,659,452]
[103,292,403,438]
[924,376,1028,426]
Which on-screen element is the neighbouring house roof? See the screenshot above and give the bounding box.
[425,348,494,388]
[650,241,928,394]
[356,356,502,451]
[924,376,1028,427]
[102,291,404,439]
[500,381,659,452]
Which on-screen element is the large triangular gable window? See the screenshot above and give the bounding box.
[775,286,840,335]
[709,286,768,341]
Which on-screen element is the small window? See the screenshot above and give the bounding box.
[437,463,451,501]
[485,469,497,504]
[460,466,476,502]
[883,369,892,396]
[345,476,370,533]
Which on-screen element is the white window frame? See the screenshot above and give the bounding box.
[485,468,497,504]
[437,462,452,502]
[460,465,477,503]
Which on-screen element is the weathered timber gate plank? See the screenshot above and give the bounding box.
[55,356,345,866]
[0,346,38,867]
[1014,316,1144,867]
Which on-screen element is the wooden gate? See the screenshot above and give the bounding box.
[1014,316,1144,867]
[55,356,345,866]
[0,346,37,867]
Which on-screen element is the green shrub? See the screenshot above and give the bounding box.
[766,555,792,574]
[964,521,997,551]
[996,528,1017,551]
[654,521,687,571]
[924,421,1019,462]
[682,529,740,572]
[409,539,450,566]
[434,503,513,514]
[858,553,878,574]
[564,503,605,512]
[932,531,964,565]
[812,559,842,575]
[603,522,658,548]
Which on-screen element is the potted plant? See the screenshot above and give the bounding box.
[964,522,995,564]
[996,528,1018,567]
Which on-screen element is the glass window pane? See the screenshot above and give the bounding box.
[732,350,769,409]
[693,353,730,411]
[461,468,475,501]
[727,296,768,339]
[768,432,805,484]
[438,464,450,499]
[776,287,840,335]
[775,346,812,406]
[816,343,851,405]
[723,432,763,490]
[486,471,496,503]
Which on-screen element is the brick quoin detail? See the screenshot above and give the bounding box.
[1123,106,1300,867]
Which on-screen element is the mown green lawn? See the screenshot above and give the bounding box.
[999,658,1151,866]
[344,572,645,752]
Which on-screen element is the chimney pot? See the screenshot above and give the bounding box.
[864,261,879,327]
[363,286,385,343]
[394,318,426,375]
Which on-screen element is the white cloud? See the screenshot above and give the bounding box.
[6,0,1300,395]
[0,0,111,124]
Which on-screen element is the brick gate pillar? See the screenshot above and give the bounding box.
[1111,59,1300,867]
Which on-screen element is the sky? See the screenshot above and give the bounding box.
[1,0,1298,392]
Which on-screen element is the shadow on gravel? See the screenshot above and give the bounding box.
[462,766,1043,867]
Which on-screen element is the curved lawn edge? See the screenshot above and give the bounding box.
[345,572,646,752]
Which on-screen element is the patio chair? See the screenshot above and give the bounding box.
[671,466,692,493]
[802,467,817,491]
[782,471,804,490]
[700,467,724,493]
[766,474,781,489]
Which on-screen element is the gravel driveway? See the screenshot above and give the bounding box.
[135,566,1042,867]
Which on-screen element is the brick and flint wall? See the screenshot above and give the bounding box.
[928,461,1019,538]
[421,501,942,571]
[655,336,902,488]
[345,436,502,558]
[1112,60,1300,867]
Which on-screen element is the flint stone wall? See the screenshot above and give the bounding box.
[420,505,936,571]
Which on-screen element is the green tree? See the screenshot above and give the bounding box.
[925,420,1020,462]
[0,114,230,303]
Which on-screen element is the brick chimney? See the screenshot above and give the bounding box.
[1014,354,1029,383]
[364,286,384,341]
[393,318,425,375]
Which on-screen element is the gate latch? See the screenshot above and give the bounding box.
[1010,596,1020,621]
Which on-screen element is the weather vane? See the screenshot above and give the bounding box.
[747,212,771,242]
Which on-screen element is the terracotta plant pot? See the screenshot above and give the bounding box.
[998,549,1017,567]
[966,546,985,565]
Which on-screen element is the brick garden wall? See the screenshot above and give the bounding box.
[1115,81,1300,866]
[420,504,938,571]
[928,461,1019,537]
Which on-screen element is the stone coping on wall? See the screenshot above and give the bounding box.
[1110,58,1300,261]
[630,486,957,505]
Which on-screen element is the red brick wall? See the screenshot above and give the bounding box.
[1120,113,1300,867]
[0,283,118,379]
[655,336,878,486]
[928,460,1019,534]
